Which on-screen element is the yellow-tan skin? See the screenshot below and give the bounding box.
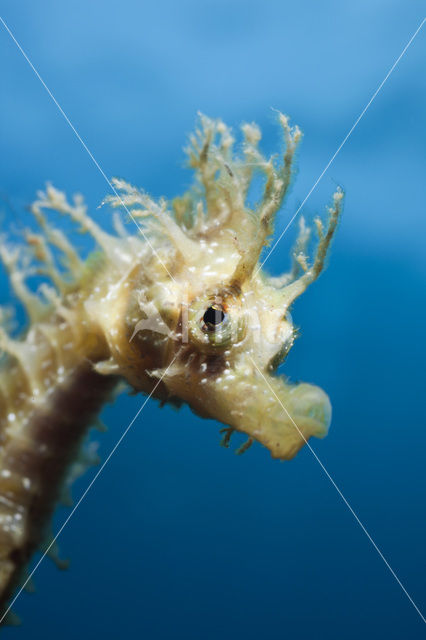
[0,113,343,615]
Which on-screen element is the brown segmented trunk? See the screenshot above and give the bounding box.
[0,362,118,613]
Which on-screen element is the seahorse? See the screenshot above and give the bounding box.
[0,112,343,617]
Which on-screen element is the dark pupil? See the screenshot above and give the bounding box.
[203,305,225,327]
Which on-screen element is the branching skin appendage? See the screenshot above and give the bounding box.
[0,113,343,618]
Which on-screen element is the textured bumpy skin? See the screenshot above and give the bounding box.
[0,113,343,616]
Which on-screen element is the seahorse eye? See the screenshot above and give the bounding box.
[188,294,244,350]
[203,305,225,330]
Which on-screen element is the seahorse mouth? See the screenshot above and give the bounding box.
[163,364,331,460]
[221,375,332,459]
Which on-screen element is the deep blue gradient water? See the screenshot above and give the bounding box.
[0,2,425,638]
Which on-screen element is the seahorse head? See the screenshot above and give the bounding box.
[102,114,343,459]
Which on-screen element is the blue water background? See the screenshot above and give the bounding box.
[0,1,425,638]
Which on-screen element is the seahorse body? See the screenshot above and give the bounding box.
[0,113,343,615]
